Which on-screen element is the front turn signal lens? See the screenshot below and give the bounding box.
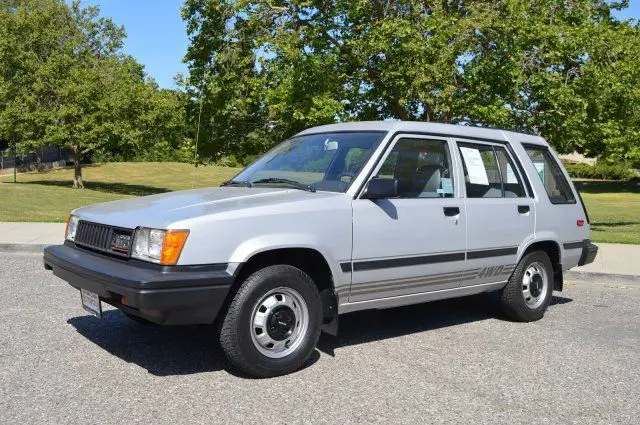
[65,215,70,239]
[160,230,190,265]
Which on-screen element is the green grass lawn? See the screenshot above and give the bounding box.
[1,163,638,244]
[574,180,640,245]
[0,162,240,222]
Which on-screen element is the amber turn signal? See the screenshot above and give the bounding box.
[160,230,190,265]
[64,215,71,239]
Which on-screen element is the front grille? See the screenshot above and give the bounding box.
[75,221,134,258]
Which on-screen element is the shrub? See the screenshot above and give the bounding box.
[564,162,636,181]
[240,154,260,166]
[214,155,243,168]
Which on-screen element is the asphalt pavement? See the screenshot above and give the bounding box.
[0,253,638,424]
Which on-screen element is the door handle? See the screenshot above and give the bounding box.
[443,207,460,217]
[518,205,530,214]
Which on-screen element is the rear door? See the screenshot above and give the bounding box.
[350,135,467,302]
[456,140,535,286]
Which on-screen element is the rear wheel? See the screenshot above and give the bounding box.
[500,251,553,322]
[219,265,322,378]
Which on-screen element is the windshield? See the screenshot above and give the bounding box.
[230,131,386,192]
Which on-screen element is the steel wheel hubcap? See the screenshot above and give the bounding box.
[250,287,309,358]
[267,306,296,340]
[522,262,548,309]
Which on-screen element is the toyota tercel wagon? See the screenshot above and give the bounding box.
[44,121,598,377]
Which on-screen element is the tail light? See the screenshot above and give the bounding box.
[576,190,590,224]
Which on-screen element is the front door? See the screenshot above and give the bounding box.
[350,135,467,302]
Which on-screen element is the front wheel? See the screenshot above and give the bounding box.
[499,251,554,322]
[219,265,322,378]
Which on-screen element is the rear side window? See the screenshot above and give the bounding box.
[458,143,526,198]
[523,145,576,204]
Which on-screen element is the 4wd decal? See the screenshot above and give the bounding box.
[476,264,515,279]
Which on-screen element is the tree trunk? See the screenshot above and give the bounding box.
[72,144,84,189]
[389,97,411,121]
[421,105,434,122]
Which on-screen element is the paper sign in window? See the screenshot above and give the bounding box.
[460,147,489,185]
[441,178,453,194]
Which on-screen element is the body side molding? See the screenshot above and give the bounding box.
[339,280,508,314]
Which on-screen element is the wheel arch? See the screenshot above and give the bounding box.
[235,247,335,291]
[518,239,563,291]
[223,247,340,335]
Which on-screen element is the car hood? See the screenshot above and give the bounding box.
[74,186,345,229]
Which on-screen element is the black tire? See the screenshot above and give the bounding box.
[122,311,156,326]
[219,265,322,378]
[500,251,554,322]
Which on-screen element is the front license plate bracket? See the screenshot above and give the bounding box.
[81,288,102,318]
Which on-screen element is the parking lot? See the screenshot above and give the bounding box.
[1,253,638,424]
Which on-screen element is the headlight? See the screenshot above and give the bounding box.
[131,227,189,265]
[65,215,80,241]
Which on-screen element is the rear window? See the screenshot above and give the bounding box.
[523,145,576,204]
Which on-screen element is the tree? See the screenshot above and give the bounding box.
[0,0,126,186]
[182,0,640,164]
[462,0,640,164]
[0,0,188,187]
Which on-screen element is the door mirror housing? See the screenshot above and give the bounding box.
[362,178,398,199]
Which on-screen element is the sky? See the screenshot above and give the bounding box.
[78,0,189,89]
[79,0,640,90]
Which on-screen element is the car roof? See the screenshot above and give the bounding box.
[296,121,547,146]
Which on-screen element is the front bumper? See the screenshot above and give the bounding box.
[44,243,236,325]
[578,240,598,266]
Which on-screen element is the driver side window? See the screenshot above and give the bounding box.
[377,138,454,198]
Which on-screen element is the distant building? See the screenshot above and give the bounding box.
[0,145,72,173]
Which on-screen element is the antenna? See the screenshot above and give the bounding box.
[192,60,212,189]
[192,80,205,189]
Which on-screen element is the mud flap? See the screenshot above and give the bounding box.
[320,289,339,336]
[554,266,563,292]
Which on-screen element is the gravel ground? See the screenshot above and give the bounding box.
[1,253,638,424]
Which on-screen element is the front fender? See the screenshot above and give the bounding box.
[229,233,348,289]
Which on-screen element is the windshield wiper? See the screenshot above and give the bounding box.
[220,180,253,187]
[251,178,316,192]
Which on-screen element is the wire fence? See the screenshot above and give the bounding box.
[0,145,71,174]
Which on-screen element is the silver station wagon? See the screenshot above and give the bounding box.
[44,121,598,377]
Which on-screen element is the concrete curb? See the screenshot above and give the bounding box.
[0,244,50,254]
[565,270,640,285]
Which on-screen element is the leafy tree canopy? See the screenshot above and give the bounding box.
[0,0,187,186]
[183,0,640,165]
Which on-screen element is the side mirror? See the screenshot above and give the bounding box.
[362,178,398,199]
